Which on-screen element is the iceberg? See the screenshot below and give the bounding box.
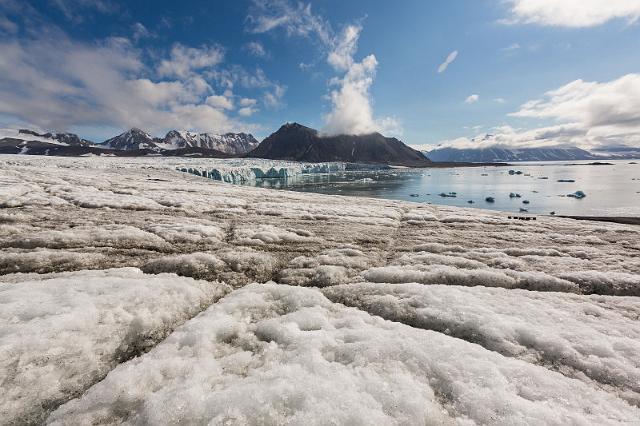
[568,190,587,199]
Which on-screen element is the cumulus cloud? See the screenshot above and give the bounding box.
[323,25,401,136]
[437,73,640,150]
[205,95,234,110]
[248,0,398,136]
[437,50,458,73]
[158,43,225,79]
[0,24,285,135]
[239,98,258,107]
[504,0,640,27]
[238,106,259,117]
[465,94,480,104]
[511,74,640,126]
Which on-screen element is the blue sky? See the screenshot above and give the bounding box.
[1,0,639,149]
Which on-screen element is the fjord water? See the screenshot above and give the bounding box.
[252,160,640,216]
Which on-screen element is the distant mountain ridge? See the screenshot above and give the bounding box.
[425,146,607,162]
[17,129,94,147]
[248,122,432,167]
[100,128,259,154]
[0,127,258,157]
[155,130,259,154]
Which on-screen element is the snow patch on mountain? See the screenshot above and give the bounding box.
[154,130,259,154]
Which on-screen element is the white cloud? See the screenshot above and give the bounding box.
[465,94,479,104]
[239,98,258,107]
[322,25,399,136]
[501,43,521,51]
[247,0,332,45]
[263,85,286,108]
[49,0,118,22]
[244,41,268,58]
[212,67,286,108]
[238,106,259,117]
[326,25,360,71]
[131,22,153,42]
[437,74,640,149]
[504,0,640,27]
[494,98,507,104]
[205,95,234,110]
[0,33,257,136]
[248,0,397,136]
[437,51,458,73]
[158,44,225,79]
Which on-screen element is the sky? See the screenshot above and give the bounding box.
[1,0,639,150]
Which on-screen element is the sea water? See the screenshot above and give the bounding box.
[249,160,640,216]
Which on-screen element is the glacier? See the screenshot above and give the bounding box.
[0,154,638,424]
[177,160,346,183]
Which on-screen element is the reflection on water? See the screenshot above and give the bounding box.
[245,160,640,216]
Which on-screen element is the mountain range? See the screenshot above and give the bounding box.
[101,128,260,154]
[424,146,604,162]
[426,140,640,161]
[249,123,432,167]
[0,123,433,167]
[6,123,635,165]
[0,128,258,158]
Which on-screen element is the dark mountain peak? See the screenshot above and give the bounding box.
[277,122,318,135]
[18,129,40,136]
[249,123,431,167]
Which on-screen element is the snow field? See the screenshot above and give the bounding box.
[323,282,640,406]
[48,284,640,425]
[0,268,230,424]
[0,155,638,423]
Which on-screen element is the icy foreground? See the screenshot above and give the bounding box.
[0,268,229,424]
[1,155,639,424]
[48,284,637,425]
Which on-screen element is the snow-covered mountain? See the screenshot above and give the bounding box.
[99,128,259,154]
[1,126,259,157]
[100,128,157,151]
[591,146,640,160]
[0,128,96,154]
[424,146,602,162]
[0,129,94,146]
[156,130,259,154]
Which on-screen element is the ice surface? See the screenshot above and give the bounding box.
[178,161,345,184]
[48,284,639,425]
[141,248,278,286]
[0,249,106,274]
[323,283,640,405]
[0,268,230,424]
[0,155,638,423]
